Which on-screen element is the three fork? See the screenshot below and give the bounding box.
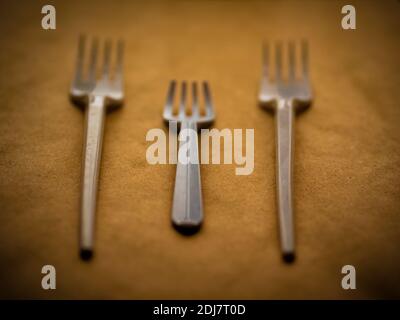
[163,81,215,231]
[258,41,312,261]
[68,35,310,259]
[70,36,124,259]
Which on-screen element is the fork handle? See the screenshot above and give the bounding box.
[172,121,203,228]
[80,95,106,256]
[276,99,295,259]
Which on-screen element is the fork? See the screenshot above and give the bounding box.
[163,81,215,230]
[70,35,124,259]
[258,41,312,262]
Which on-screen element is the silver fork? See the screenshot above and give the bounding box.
[258,41,312,262]
[70,35,124,259]
[163,81,215,231]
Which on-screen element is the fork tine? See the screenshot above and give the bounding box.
[275,42,283,81]
[203,81,214,117]
[301,39,309,78]
[262,41,269,79]
[102,39,112,77]
[164,80,176,118]
[288,41,295,80]
[74,35,86,83]
[179,82,187,117]
[88,38,99,82]
[115,40,124,81]
[192,82,199,116]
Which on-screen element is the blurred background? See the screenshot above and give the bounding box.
[0,0,399,299]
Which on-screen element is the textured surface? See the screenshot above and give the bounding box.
[0,0,399,299]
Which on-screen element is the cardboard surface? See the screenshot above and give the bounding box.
[0,0,399,298]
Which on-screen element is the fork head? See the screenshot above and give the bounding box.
[163,80,215,129]
[258,41,312,112]
[70,35,124,109]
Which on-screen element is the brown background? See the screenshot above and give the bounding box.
[0,0,399,299]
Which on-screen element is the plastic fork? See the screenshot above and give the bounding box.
[258,41,312,262]
[163,81,215,231]
[70,35,124,259]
